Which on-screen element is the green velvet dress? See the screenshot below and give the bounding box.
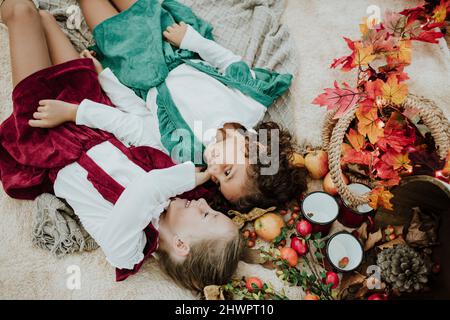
[91,0,293,164]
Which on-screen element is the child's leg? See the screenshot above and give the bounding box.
[1,0,52,87]
[77,0,118,31]
[110,0,137,12]
[39,10,79,65]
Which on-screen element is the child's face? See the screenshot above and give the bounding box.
[165,198,237,242]
[204,130,250,202]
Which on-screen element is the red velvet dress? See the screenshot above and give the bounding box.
[0,58,210,281]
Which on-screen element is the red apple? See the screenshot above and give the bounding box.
[367,293,389,300]
[323,172,349,196]
[246,277,263,292]
[280,247,299,267]
[323,271,340,289]
[290,236,309,256]
[296,219,313,237]
[305,150,329,179]
[254,213,285,242]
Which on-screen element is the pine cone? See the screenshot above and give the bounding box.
[377,245,430,293]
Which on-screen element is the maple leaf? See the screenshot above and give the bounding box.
[356,106,385,144]
[363,29,397,54]
[374,158,400,180]
[364,79,384,100]
[376,112,416,153]
[382,149,413,172]
[387,40,412,65]
[411,30,444,44]
[433,1,448,23]
[341,148,373,166]
[331,37,356,71]
[312,81,361,118]
[383,10,407,36]
[378,64,410,82]
[352,43,376,67]
[369,186,394,211]
[346,128,366,151]
[381,75,408,104]
[400,6,426,23]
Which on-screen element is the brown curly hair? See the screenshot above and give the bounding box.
[211,121,308,212]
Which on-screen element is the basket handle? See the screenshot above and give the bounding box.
[325,94,450,209]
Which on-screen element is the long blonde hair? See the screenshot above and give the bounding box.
[158,233,244,292]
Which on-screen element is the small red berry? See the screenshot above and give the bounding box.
[242,230,250,239]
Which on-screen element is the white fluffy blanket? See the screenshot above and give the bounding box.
[1,0,449,299]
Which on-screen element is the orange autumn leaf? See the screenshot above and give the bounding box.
[382,150,412,172]
[381,76,408,105]
[369,187,394,211]
[356,106,384,144]
[433,1,448,23]
[352,43,376,67]
[346,128,365,151]
[443,151,450,176]
[387,40,412,65]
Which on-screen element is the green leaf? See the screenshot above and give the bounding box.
[314,232,322,240]
[318,241,326,249]
[315,252,324,260]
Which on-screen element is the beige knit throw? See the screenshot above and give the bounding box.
[33,193,98,257]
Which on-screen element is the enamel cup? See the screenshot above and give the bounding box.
[301,192,340,237]
[326,232,364,272]
[338,183,375,228]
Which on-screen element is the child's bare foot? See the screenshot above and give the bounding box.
[163,22,187,48]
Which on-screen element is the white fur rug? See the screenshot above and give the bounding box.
[1,0,449,299]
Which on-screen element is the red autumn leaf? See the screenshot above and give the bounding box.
[331,37,356,71]
[400,6,426,22]
[346,128,365,151]
[411,30,444,44]
[376,112,416,153]
[341,148,373,166]
[364,79,384,101]
[382,149,413,172]
[356,106,385,144]
[378,64,410,83]
[374,157,400,180]
[312,81,361,118]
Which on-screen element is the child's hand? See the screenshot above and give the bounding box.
[80,50,103,75]
[195,169,211,187]
[163,22,188,48]
[28,100,78,128]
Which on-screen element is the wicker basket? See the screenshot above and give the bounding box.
[321,94,450,208]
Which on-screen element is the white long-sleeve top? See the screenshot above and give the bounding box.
[75,25,266,152]
[53,141,196,270]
